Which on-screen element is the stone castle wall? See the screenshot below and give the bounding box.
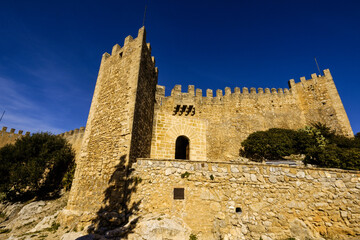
[0,126,85,156]
[151,69,353,161]
[150,112,207,160]
[0,127,30,148]
[129,39,158,163]
[64,27,158,217]
[129,159,360,240]
[289,70,353,137]
[59,127,85,156]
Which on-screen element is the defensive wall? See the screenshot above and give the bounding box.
[0,127,30,148]
[128,158,360,240]
[59,127,85,156]
[151,69,353,161]
[0,126,85,156]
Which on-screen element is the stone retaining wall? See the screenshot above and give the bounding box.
[129,158,360,240]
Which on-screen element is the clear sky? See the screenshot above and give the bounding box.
[0,0,359,135]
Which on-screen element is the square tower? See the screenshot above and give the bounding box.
[62,27,158,224]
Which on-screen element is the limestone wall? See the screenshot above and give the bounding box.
[0,126,85,156]
[152,69,353,161]
[59,127,85,156]
[64,27,158,217]
[129,40,158,163]
[150,112,207,160]
[129,159,360,240]
[0,127,30,148]
[289,70,353,137]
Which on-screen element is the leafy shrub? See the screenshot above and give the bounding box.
[61,161,76,191]
[181,171,191,178]
[0,132,75,201]
[189,233,197,240]
[303,124,360,170]
[241,124,360,170]
[240,128,313,161]
[45,221,60,232]
[304,142,360,170]
[0,228,11,234]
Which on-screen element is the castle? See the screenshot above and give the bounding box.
[2,27,358,239]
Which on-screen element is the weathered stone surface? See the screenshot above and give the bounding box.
[0,193,69,240]
[7,201,46,229]
[150,69,353,162]
[29,211,60,232]
[127,215,191,240]
[289,218,322,240]
[60,232,90,240]
[63,27,158,221]
[128,159,360,240]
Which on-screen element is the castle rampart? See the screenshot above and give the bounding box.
[59,127,85,155]
[0,126,30,148]
[128,158,360,240]
[0,126,85,156]
[151,69,353,161]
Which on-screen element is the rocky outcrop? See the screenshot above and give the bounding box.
[127,214,192,240]
[0,194,68,240]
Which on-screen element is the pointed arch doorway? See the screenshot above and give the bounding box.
[175,135,190,160]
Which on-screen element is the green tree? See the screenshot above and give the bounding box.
[240,124,360,170]
[0,132,75,201]
[240,128,312,161]
[304,144,360,170]
[303,125,360,170]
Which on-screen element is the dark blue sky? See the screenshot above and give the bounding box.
[0,0,359,135]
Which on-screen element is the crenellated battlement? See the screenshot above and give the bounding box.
[153,68,352,155]
[59,127,86,155]
[1,126,30,135]
[59,126,85,138]
[167,84,292,98]
[1,126,30,136]
[288,69,331,89]
[157,83,293,107]
[0,126,86,155]
[101,27,157,74]
[155,69,339,109]
[0,126,31,148]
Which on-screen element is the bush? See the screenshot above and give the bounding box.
[61,160,76,191]
[240,128,313,161]
[241,124,360,170]
[304,144,360,170]
[0,132,75,201]
[189,233,197,240]
[303,124,360,170]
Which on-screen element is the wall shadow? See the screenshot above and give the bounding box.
[86,154,141,238]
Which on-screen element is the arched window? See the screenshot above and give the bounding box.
[175,136,189,160]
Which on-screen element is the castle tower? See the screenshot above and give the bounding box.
[288,69,353,137]
[62,27,158,223]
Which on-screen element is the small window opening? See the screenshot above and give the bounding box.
[175,136,189,160]
[174,188,184,199]
[119,52,123,57]
[236,207,242,214]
